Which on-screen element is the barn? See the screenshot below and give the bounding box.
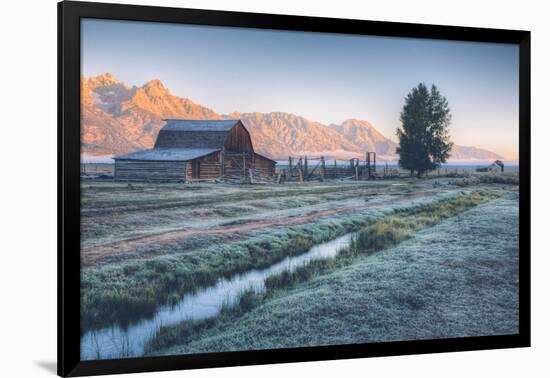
[114,119,276,182]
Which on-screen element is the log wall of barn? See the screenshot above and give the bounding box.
[185,162,193,182]
[114,160,187,182]
[187,152,222,181]
[224,152,253,177]
[253,154,276,177]
[224,123,253,153]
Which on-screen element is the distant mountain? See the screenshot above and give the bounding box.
[227,112,363,160]
[450,145,503,160]
[81,73,220,155]
[329,119,398,160]
[80,73,503,161]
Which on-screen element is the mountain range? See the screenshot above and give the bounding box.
[81,73,503,161]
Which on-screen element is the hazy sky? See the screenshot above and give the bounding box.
[81,19,519,160]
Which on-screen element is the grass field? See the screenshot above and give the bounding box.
[147,194,519,355]
[80,175,519,358]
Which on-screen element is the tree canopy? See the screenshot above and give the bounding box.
[396,83,453,176]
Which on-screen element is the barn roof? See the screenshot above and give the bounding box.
[254,152,278,163]
[162,119,240,132]
[114,148,219,161]
[154,119,243,149]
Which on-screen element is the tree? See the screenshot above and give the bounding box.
[396,83,453,177]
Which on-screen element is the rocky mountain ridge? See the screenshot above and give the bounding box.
[81,73,503,161]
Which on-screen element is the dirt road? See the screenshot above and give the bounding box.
[81,189,439,267]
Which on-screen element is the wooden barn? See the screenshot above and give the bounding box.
[114,119,276,182]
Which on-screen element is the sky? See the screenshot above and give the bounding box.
[81,19,519,160]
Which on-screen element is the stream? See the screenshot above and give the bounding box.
[80,233,354,360]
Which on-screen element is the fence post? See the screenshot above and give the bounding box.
[220,147,225,178]
[320,156,325,181]
[288,156,292,178]
[366,152,371,179]
[242,152,246,177]
[304,155,308,180]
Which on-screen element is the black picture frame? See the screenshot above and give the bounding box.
[58,1,531,376]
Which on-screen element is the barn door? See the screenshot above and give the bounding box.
[192,160,200,179]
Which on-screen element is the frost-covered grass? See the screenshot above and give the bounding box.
[148,194,518,355]
[143,190,503,353]
[354,189,501,253]
[448,173,519,187]
[81,179,455,255]
[81,221,353,331]
[262,190,501,291]
[80,181,397,249]
[80,184,480,332]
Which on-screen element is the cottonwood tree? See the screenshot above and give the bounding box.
[396,83,453,177]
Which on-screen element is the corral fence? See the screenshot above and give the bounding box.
[219,152,274,184]
[275,152,397,182]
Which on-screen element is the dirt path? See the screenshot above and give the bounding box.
[81,183,392,216]
[81,190,440,267]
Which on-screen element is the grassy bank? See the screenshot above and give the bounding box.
[451,174,520,187]
[255,190,501,293]
[148,194,518,355]
[354,189,501,253]
[144,190,502,353]
[82,187,467,331]
[81,189,498,332]
[81,212,369,331]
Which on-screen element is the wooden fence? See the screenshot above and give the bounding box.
[277,153,379,182]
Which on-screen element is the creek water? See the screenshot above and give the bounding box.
[81,233,354,360]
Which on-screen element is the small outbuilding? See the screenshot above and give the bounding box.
[114,119,276,182]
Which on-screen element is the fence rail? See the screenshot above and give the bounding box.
[276,153,379,182]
